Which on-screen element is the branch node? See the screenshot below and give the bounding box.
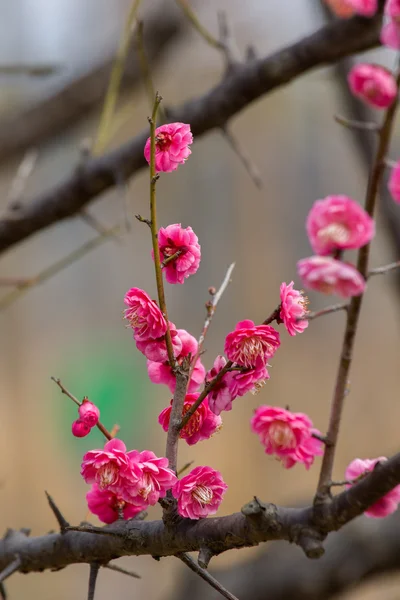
[198,546,214,569]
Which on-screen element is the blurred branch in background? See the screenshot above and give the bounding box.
[0,0,188,162]
[172,508,400,600]
[0,11,384,256]
[0,64,62,77]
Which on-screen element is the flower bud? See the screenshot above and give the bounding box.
[72,419,91,438]
[78,399,100,428]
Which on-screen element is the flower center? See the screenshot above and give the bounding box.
[269,421,296,450]
[138,472,153,500]
[97,463,119,489]
[192,484,213,505]
[125,306,141,327]
[180,404,202,438]
[156,132,173,151]
[317,223,350,245]
[363,80,378,100]
[239,336,270,367]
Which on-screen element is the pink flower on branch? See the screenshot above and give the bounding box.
[297,256,366,298]
[127,450,177,506]
[306,195,375,256]
[224,320,280,368]
[385,0,400,18]
[228,359,270,398]
[348,64,398,109]
[381,21,400,49]
[144,122,193,173]
[78,399,100,428]
[388,159,400,203]
[345,457,400,517]
[251,406,323,469]
[325,0,377,16]
[147,329,205,393]
[205,356,236,415]
[124,287,167,341]
[155,223,201,285]
[86,484,145,524]
[279,282,309,337]
[172,466,228,519]
[81,438,141,501]
[135,322,183,362]
[158,394,222,445]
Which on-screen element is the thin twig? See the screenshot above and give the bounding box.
[306,303,348,321]
[178,552,239,600]
[88,563,100,600]
[177,460,194,476]
[104,563,141,579]
[175,0,223,50]
[316,64,400,501]
[45,492,70,533]
[217,11,241,72]
[93,0,143,154]
[0,64,61,76]
[368,260,400,277]
[221,127,262,189]
[0,557,21,583]
[80,210,122,244]
[0,226,119,311]
[0,582,6,599]
[263,306,281,325]
[161,250,183,268]
[134,20,165,121]
[51,377,113,441]
[0,277,31,287]
[148,93,175,366]
[334,114,380,132]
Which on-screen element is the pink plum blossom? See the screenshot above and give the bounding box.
[224,320,280,369]
[127,450,177,506]
[78,399,100,428]
[228,359,270,397]
[347,0,378,15]
[205,356,236,415]
[147,329,205,393]
[172,466,228,519]
[297,256,366,298]
[348,64,398,109]
[388,159,400,204]
[81,438,141,502]
[86,484,145,524]
[124,287,167,341]
[72,419,91,438]
[279,282,309,337]
[306,195,375,255]
[155,223,201,285]
[158,394,222,445]
[144,123,193,173]
[345,457,400,517]
[251,406,323,469]
[135,322,183,362]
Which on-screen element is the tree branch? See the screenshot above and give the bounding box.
[2,451,400,575]
[0,12,383,256]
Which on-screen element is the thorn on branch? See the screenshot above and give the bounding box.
[221,126,263,189]
[104,563,141,579]
[178,552,239,600]
[87,563,100,600]
[0,556,21,583]
[135,214,151,228]
[45,492,70,533]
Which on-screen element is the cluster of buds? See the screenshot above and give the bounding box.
[71,398,100,438]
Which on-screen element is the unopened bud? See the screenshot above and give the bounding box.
[78,400,100,428]
[72,419,91,438]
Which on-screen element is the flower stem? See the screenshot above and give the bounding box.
[149,92,175,367]
[316,69,400,501]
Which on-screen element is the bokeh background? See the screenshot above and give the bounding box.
[1,1,400,598]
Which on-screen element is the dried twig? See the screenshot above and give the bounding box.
[220,127,262,189]
[104,562,141,579]
[306,303,348,321]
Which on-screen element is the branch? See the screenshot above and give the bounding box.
[2,451,400,574]
[0,12,383,256]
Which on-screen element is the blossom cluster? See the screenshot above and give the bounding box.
[72,75,400,529]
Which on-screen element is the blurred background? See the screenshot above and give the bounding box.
[0,1,400,598]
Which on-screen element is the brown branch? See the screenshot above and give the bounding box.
[368,260,400,277]
[87,563,100,600]
[0,12,383,256]
[315,64,400,501]
[306,303,348,321]
[0,1,187,162]
[2,451,400,574]
[166,370,189,474]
